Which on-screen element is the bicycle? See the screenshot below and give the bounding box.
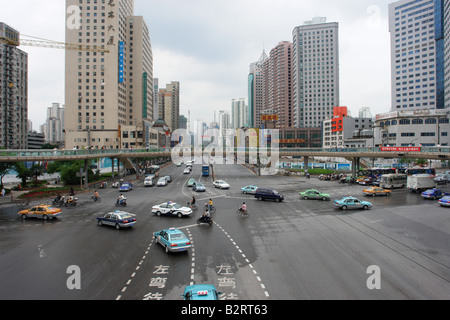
[236,208,249,217]
[187,202,198,211]
[205,204,216,214]
[92,195,102,203]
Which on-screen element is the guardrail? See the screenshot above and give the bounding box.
[0,146,449,162]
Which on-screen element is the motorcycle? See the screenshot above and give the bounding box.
[115,198,127,207]
[52,196,65,207]
[64,198,78,207]
[196,215,213,226]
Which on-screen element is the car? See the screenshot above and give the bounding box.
[254,188,284,202]
[176,163,183,167]
[438,196,450,207]
[18,205,62,220]
[193,182,206,192]
[182,284,221,300]
[421,188,450,200]
[184,168,191,174]
[363,187,391,197]
[152,201,193,218]
[434,173,450,185]
[187,178,196,187]
[144,177,154,187]
[334,197,372,210]
[299,189,330,201]
[119,183,133,192]
[163,176,172,183]
[96,211,137,230]
[241,185,259,195]
[157,178,168,187]
[154,228,192,253]
[359,177,375,186]
[213,180,230,189]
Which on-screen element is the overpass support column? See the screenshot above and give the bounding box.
[304,156,309,174]
[84,159,89,190]
[111,158,115,179]
[352,157,360,177]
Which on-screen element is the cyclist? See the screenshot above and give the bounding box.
[207,198,213,212]
[92,190,100,201]
[239,202,247,215]
[189,196,196,208]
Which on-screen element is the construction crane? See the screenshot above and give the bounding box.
[0,32,110,53]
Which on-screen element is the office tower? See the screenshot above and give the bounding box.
[389,0,443,111]
[359,106,373,119]
[248,50,268,128]
[158,81,180,132]
[231,98,248,129]
[65,0,153,149]
[292,17,340,128]
[0,22,28,149]
[44,103,65,145]
[261,41,293,128]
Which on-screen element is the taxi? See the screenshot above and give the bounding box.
[299,189,330,201]
[154,228,192,253]
[182,284,221,300]
[19,205,62,220]
[362,187,391,197]
[438,196,450,207]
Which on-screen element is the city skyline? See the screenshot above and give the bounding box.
[1,0,392,130]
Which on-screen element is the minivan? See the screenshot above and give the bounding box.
[254,188,284,202]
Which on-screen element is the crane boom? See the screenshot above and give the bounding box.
[0,37,110,53]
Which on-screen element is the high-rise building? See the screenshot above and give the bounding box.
[64,0,153,150]
[248,50,268,128]
[443,0,450,109]
[43,103,65,146]
[262,41,293,128]
[0,22,28,149]
[218,110,231,137]
[231,98,248,129]
[158,81,180,132]
[389,0,443,111]
[292,17,340,128]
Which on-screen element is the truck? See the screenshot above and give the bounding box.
[202,165,210,177]
[407,174,436,193]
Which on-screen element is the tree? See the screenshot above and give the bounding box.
[29,164,44,187]
[13,163,31,188]
[0,163,13,189]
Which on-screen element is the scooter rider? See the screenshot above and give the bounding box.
[117,194,126,205]
[239,202,247,215]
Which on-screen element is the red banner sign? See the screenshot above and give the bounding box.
[381,147,421,152]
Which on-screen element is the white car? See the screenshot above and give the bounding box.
[157,178,168,187]
[144,177,154,187]
[213,180,230,189]
[183,168,191,174]
[151,202,193,218]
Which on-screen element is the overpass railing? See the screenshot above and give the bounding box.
[0,146,449,160]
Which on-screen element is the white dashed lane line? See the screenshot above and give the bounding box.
[214,221,270,298]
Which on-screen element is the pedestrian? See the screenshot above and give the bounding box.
[1,188,5,197]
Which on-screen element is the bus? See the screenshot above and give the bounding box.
[380,174,408,189]
[405,167,436,176]
[359,168,397,178]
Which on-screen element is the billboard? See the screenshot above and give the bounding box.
[118,41,124,83]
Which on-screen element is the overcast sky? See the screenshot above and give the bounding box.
[1,0,393,130]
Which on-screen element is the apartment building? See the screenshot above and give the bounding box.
[0,22,28,149]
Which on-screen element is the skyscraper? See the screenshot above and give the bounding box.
[389,0,442,111]
[231,98,248,129]
[64,0,153,149]
[0,22,28,149]
[248,50,268,128]
[44,103,65,146]
[262,41,293,129]
[292,17,340,128]
[158,81,180,132]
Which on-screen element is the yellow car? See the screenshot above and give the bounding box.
[362,187,391,197]
[19,205,62,220]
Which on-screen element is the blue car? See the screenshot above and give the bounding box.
[193,182,206,192]
[119,183,133,192]
[334,197,372,210]
[438,196,450,207]
[182,284,221,300]
[421,188,450,200]
[154,228,192,253]
[241,185,259,195]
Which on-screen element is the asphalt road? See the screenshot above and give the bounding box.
[0,160,449,300]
